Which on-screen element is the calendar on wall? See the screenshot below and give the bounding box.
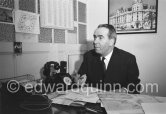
[40,0,74,30]
[14,10,40,34]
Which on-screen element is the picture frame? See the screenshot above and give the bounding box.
[108,0,158,34]
[0,7,13,23]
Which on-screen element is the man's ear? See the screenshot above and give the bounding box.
[109,38,115,46]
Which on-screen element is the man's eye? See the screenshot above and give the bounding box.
[99,36,103,39]
[93,35,103,40]
[93,36,97,39]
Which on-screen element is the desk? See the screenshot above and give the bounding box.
[98,93,166,114]
[1,85,166,114]
[2,103,106,114]
[2,95,166,114]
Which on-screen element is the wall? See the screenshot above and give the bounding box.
[0,0,88,79]
[87,0,166,96]
[87,0,108,49]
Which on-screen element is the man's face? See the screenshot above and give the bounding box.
[93,27,114,56]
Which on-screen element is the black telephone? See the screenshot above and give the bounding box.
[43,61,73,93]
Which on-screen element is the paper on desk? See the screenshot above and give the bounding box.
[142,103,166,114]
[100,98,143,114]
[64,87,100,103]
[51,87,100,105]
[61,91,99,103]
[155,96,166,103]
[98,92,134,100]
[52,97,73,105]
[133,94,158,104]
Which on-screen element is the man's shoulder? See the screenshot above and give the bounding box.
[84,49,99,58]
[83,47,136,58]
[114,47,135,58]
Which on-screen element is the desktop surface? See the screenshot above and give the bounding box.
[2,103,106,114]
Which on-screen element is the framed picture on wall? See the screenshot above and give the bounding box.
[0,8,13,23]
[108,0,158,34]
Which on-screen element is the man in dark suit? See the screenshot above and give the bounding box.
[78,24,140,94]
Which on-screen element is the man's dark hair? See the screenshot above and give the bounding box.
[98,24,117,44]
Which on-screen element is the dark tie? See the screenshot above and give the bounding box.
[101,57,106,72]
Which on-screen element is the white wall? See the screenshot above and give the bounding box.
[0,42,87,79]
[87,0,166,96]
[0,0,88,79]
[87,0,108,49]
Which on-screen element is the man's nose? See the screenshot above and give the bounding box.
[93,38,99,44]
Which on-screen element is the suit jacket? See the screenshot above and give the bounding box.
[78,47,140,93]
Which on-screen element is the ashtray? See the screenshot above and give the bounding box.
[20,94,52,111]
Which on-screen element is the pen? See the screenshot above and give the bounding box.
[85,107,98,113]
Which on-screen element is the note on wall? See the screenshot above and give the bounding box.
[15,10,40,34]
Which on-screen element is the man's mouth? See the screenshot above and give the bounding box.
[94,47,100,50]
[94,44,100,50]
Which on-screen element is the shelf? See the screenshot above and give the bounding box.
[0,21,14,25]
[0,6,13,10]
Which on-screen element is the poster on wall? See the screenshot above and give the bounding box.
[108,0,158,34]
[40,0,74,30]
[14,10,40,34]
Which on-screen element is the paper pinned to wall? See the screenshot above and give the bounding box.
[15,10,40,34]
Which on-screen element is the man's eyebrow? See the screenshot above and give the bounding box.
[93,35,103,37]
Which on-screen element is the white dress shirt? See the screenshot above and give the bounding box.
[100,50,113,69]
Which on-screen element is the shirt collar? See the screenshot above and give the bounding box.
[100,49,113,61]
